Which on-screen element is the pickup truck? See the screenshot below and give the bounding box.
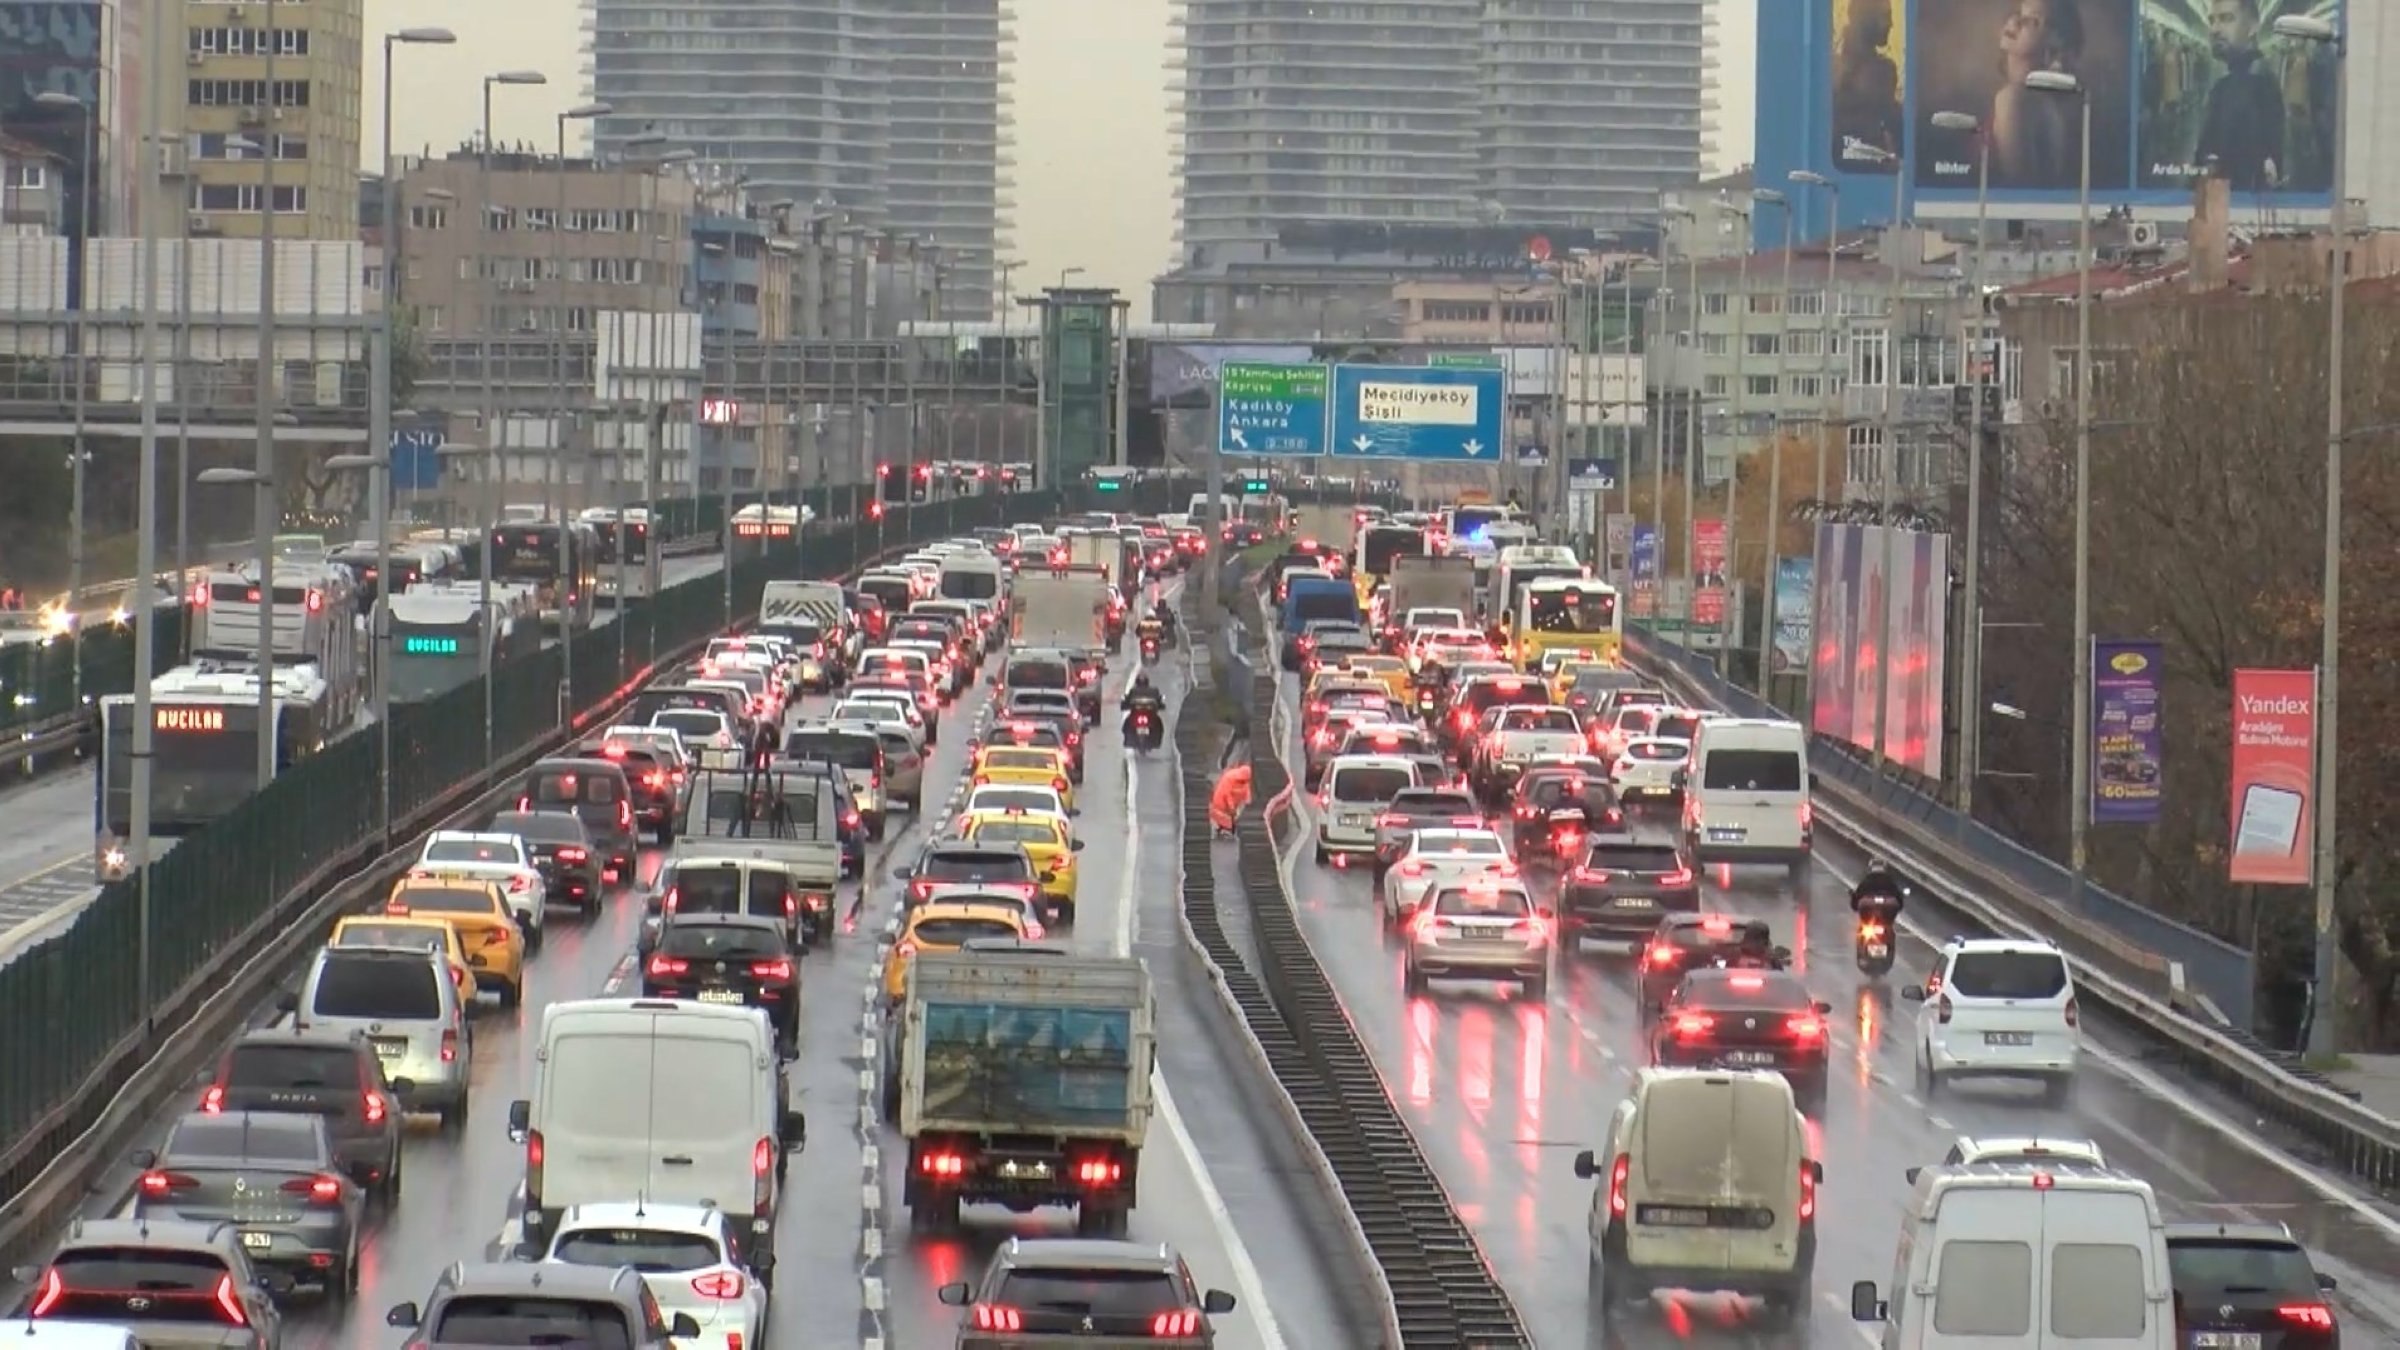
[670,766,845,908]
[883,948,1155,1238]
[1474,704,1592,799]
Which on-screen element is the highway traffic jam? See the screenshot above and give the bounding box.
[4,491,2392,1350]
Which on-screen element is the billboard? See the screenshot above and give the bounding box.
[1773,556,1815,676]
[1693,519,1729,627]
[1810,523,1948,777]
[1629,525,1660,619]
[1752,0,2340,240]
[2228,668,2316,885]
[2092,638,2164,823]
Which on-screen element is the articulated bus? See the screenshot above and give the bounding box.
[388,582,545,703]
[1487,545,1585,640]
[191,563,365,728]
[1350,522,1428,610]
[486,522,600,633]
[96,662,334,839]
[1513,574,1623,670]
[583,507,656,604]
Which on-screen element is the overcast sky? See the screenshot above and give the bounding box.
[367,0,1759,323]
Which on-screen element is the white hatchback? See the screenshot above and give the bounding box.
[1379,826,1518,923]
[541,1202,771,1348]
[1909,938,2082,1103]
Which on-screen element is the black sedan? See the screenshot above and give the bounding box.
[1636,913,1784,1013]
[1649,967,1831,1108]
[130,1110,365,1298]
[1559,838,1699,942]
[642,913,802,1055]
[490,809,606,915]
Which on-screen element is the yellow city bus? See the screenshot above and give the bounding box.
[1512,575,1623,670]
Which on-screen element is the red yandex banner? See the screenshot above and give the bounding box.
[2227,668,2317,886]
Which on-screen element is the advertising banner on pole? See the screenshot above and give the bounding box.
[1811,522,1862,745]
[1604,513,1633,588]
[1629,525,1659,620]
[1692,518,1728,627]
[2228,668,2317,886]
[1772,556,1814,676]
[2091,639,2164,825]
[1884,527,1950,780]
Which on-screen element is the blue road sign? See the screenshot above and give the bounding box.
[1569,456,1619,489]
[1516,443,1548,467]
[1329,363,1506,462]
[389,428,443,493]
[1215,362,1329,456]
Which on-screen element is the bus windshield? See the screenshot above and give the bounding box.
[489,527,568,584]
[101,701,288,834]
[1528,586,1617,633]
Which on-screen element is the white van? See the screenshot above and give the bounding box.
[507,999,805,1261]
[1851,1161,2174,1350]
[1574,1068,1820,1333]
[1315,754,1419,862]
[1682,718,1812,881]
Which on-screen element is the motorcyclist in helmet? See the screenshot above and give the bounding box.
[1151,596,1178,646]
[1120,672,1166,715]
[1850,856,1910,915]
[1721,919,1786,969]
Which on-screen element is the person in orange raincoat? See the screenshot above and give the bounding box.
[1208,763,1254,836]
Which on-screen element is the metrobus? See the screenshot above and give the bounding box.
[1513,574,1623,669]
[326,541,460,610]
[190,562,364,728]
[732,503,812,541]
[96,662,335,838]
[1448,502,1521,545]
[582,508,655,604]
[388,582,545,703]
[1350,522,1428,609]
[485,522,600,633]
[1486,544,1585,638]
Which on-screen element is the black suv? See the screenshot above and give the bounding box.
[2165,1223,2340,1350]
[642,913,801,1055]
[489,809,606,915]
[196,1027,406,1198]
[940,1237,1237,1346]
[1560,838,1698,942]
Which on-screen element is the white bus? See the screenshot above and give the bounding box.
[388,582,544,704]
[191,561,364,728]
[96,662,335,837]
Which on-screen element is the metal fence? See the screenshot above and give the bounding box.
[0,482,1162,1216]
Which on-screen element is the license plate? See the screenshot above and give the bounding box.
[2193,1335,2261,1350]
[1637,1206,1713,1227]
[1460,928,1508,940]
[1610,896,1656,909]
[1721,1050,1779,1066]
[1341,813,1370,827]
[240,1232,272,1251]
[696,988,744,1005]
[1984,1031,2035,1047]
[372,1039,407,1061]
[1707,827,1746,842]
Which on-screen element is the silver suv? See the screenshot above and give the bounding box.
[386,1262,698,1350]
[24,1217,283,1350]
[284,945,471,1129]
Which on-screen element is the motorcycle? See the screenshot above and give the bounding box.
[1540,805,1589,863]
[1855,897,1901,977]
[1138,621,1163,665]
[1123,706,1163,753]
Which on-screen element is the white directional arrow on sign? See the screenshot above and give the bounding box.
[1462,439,1486,456]
[1353,435,1373,453]
[1229,427,1250,449]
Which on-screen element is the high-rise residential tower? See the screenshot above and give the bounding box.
[1475,0,1708,225]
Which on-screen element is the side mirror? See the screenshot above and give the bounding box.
[273,991,298,1015]
[1571,1149,1599,1180]
[386,1302,422,1329]
[1905,1167,1922,1186]
[892,864,914,881]
[1814,1000,1833,1015]
[780,1112,807,1150]
[1069,807,1082,818]
[2317,1273,2338,1292]
[936,1282,972,1307]
[644,893,664,916]
[1202,1289,1237,1315]
[1070,839,1086,852]
[1849,1281,1887,1323]
[131,1148,158,1168]
[507,1099,531,1137]
[1900,985,1928,1002]
[1808,1159,1825,1184]
[669,1313,701,1340]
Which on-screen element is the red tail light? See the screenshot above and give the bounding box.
[1935,994,1954,1024]
[1052,776,1069,793]
[971,1305,1023,1333]
[200,1083,226,1113]
[1785,1013,1826,1042]
[1152,1309,1203,1337]
[750,959,793,981]
[1398,859,1427,877]
[690,1271,748,1300]
[1798,1162,1818,1222]
[280,1174,345,1205]
[2278,1304,2336,1333]
[753,1136,773,1178]
[28,1267,63,1318]
[362,1090,388,1126]
[1376,813,1404,827]
[896,939,919,960]
[1659,867,1693,887]
[618,800,634,831]
[648,955,690,977]
[440,1028,459,1063]
[2063,994,2080,1028]
[1074,1157,1122,1185]
[1670,1011,1716,1038]
[139,1169,198,1197]
[642,771,665,788]
[1607,1153,1630,1218]
[919,1149,966,1177]
[212,1273,248,1326]
[557,846,588,864]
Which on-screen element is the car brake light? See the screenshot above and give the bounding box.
[649,955,690,977]
[1700,915,1732,935]
[440,1028,459,1063]
[1658,867,1694,887]
[1074,1158,1122,1185]
[1798,1162,1817,1222]
[896,938,919,961]
[753,1136,773,1179]
[2278,1305,2336,1333]
[280,1174,345,1205]
[1052,776,1069,793]
[643,771,665,788]
[212,1272,248,1326]
[751,959,793,981]
[971,1305,1023,1333]
[1786,1013,1826,1041]
[557,846,588,863]
[139,1169,197,1196]
[1607,1153,1630,1218]
[200,1083,226,1113]
[618,800,633,831]
[1671,1011,1716,1037]
[2063,994,2080,1028]
[690,1270,748,1300]
[1936,994,1954,1024]
[1151,1309,1203,1337]
[28,1267,63,1317]
[920,1149,966,1177]
[362,1090,387,1126]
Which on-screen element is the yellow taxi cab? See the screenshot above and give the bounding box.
[882,899,1030,1001]
[1340,653,1413,704]
[969,744,1076,812]
[381,876,526,1008]
[1303,668,1384,708]
[1548,655,1615,703]
[329,914,475,995]
[958,807,1085,917]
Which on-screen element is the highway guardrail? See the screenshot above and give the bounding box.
[1623,630,2400,1194]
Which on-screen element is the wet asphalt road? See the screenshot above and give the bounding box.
[10,576,1366,1350]
[1262,669,2400,1349]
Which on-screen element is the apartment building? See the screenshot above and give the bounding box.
[181,0,365,240]
[1477,0,1707,227]
[0,135,68,235]
[880,0,1010,319]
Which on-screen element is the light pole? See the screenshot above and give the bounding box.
[1753,187,1794,693]
[1933,108,1993,812]
[480,70,549,538]
[2273,12,2346,1054]
[1662,204,1699,612]
[438,442,500,770]
[1790,169,1840,724]
[380,27,456,305]
[2026,69,2094,905]
[329,383,394,858]
[34,89,95,716]
[554,101,611,716]
[249,5,286,792]
[130,0,171,1030]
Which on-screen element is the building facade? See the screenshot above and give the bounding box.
[1475,0,1706,227]
[181,0,365,240]
[879,0,1009,319]
[0,134,67,235]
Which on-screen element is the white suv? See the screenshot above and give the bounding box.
[1907,938,2081,1103]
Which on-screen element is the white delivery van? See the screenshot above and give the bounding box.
[508,999,805,1263]
[936,548,1005,604]
[1682,718,1812,882]
[1575,1068,1820,1335]
[1851,1160,2173,1350]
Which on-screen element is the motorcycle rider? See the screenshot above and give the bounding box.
[1850,856,1910,916]
[1151,596,1178,647]
[1718,919,1786,970]
[1120,672,1166,742]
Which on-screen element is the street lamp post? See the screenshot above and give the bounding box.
[438,442,500,769]
[248,8,288,791]
[479,70,549,541]
[130,0,171,1029]
[1662,204,1699,608]
[327,303,394,858]
[1790,169,1841,724]
[1753,188,1794,693]
[2025,69,2095,905]
[2272,12,2346,1054]
[34,89,95,717]
[554,101,612,719]
[1933,109,1993,815]
[380,29,456,312]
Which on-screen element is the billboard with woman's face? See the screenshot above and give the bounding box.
[1912,0,2137,191]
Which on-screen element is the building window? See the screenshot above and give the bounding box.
[1790,374,1822,399]
[1847,422,1884,488]
[1748,293,1782,315]
[1839,292,1884,317]
[2,163,42,189]
[409,203,448,230]
[422,305,445,333]
[1700,333,1728,356]
[1703,374,1729,397]
[1746,374,1778,397]
[1423,300,1491,323]
[194,183,306,212]
[1747,333,1780,357]
[190,26,308,56]
[1701,293,1729,316]
[1788,291,1825,317]
[1852,328,1888,387]
[1500,301,1553,326]
[1787,330,1822,357]
[189,133,305,161]
[187,78,309,109]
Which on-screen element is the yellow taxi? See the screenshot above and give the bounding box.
[969,744,1077,812]
[882,899,1031,1001]
[1340,653,1413,704]
[958,807,1085,917]
[381,876,526,1008]
[329,914,474,995]
[1303,669,1384,708]
[1548,656,1616,703]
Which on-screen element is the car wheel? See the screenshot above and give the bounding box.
[1313,840,1330,866]
[1403,962,1428,996]
[440,1096,467,1132]
[658,823,677,846]
[378,1149,403,1207]
[1918,1042,1941,1096]
[526,923,545,954]
[868,815,887,841]
[500,979,523,1010]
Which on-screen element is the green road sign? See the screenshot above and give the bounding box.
[1430,352,1503,369]
[1217,362,1330,456]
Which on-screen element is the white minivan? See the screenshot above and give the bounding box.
[1314,754,1420,862]
[1574,1068,1821,1335]
[1851,1160,2174,1350]
[508,999,805,1262]
[1682,718,1812,881]
[1908,938,2083,1103]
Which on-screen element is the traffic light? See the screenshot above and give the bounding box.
[869,500,886,521]
[877,462,908,504]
